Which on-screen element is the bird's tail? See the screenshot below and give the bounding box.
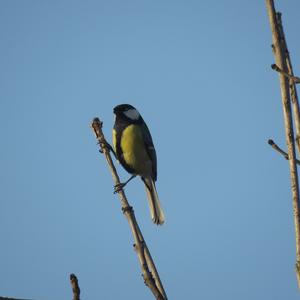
[143,177,165,225]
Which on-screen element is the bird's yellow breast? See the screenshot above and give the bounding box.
[120,124,151,175]
[112,128,117,152]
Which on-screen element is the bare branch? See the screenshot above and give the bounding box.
[275,13,300,157]
[91,118,167,300]
[271,64,300,84]
[0,298,32,300]
[268,139,289,159]
[268,139,300,164]
[70,274,80,300]
[266,0,300,287]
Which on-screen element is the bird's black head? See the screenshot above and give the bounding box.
[113,104,135,114]
[113,104,141,122]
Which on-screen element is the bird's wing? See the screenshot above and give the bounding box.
[141,122,157,181]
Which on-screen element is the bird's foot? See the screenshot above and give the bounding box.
[98,140,117,158]
[114,182,126,194]
[113,175,137,194]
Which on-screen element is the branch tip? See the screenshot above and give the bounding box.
[271,64,300,84]
[92,117,101,124]
[268,139,300,164]
[271,64,278,71]
[70,273,80,300]
[70,273,76,280]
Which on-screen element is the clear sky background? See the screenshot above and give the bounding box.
[1,1,300,299]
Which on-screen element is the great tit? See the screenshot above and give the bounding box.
[113,104,165,225]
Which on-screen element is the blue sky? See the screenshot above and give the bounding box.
[1,1,300,299]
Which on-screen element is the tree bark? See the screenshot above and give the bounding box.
[91,118,167,300]
[266,0,300,287]
[268,139,300,165]
[275,13,300,155]
[70,274,80,300]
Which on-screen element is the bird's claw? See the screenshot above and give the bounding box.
[114,175,136,193]
[98,140,117,158]
[114,183,125,194]
[98,139,110,151]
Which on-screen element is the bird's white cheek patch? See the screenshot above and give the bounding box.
[124,109,140,120]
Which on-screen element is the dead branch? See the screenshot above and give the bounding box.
[70,274,80,300]
[266,0,300,287]
[0,298,32,300]
[275,13,300,157]
[91,118,167,300]
[268,139,300,164]
[271,64,300,84]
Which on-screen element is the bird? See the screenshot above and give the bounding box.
[112,104,165,225]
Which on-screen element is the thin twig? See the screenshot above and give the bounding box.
[266,0,300,287]
[0,297,29,300]
[275,13,300,157]
[91,118,167,300]
[271,64,300,84]
[70,274,80,300]
[268,139,300,164]
[275,10,300,286]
